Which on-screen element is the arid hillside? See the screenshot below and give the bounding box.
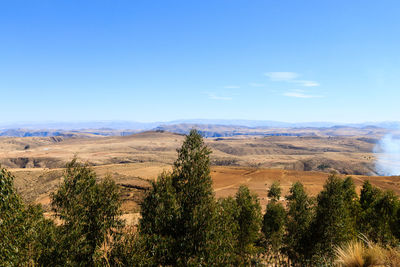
[0,130,383,175]
[10,164,400,217]
[3,130,399,224]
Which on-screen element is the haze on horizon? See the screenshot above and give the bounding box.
[1,1,400,124]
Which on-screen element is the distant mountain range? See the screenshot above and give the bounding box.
[1,119,400,130]
[0,119,399,137]
[0,121,160,131]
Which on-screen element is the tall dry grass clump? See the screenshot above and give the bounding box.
[363,242,385,266]
[384,247,400,267]
[335,241,367,267]
[335,237,400,267]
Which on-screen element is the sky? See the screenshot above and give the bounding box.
[1,0,400,124]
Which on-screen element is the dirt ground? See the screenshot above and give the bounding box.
[10,163,400,225]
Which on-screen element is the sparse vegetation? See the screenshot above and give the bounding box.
[1,130,399,266]
[317,163,330,170]
[267,181,282,200]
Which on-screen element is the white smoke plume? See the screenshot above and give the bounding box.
[374,134,400,176]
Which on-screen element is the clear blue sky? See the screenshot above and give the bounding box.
[1,0,399,123]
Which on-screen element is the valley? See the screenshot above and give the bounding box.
[2,129,399,223]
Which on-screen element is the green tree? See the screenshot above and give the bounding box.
[358,181,399,245]
[262,200,286,251]
[358,181,383,241]
[284,182,314,264]
[235,185,262,263]
[51,158,123,266]
[22,204,59,266]
[139,172,180,265]
[360,180,381,211]
[139,129,218,265]
[395,206,400,241]
[342,177,360,237]
[310,174,357,262]
[263,181,286,251]
[0,166,57,266]
[0,166,27,265]
[372,190,399,244]
[268,181,282,201]
[206,197,240,265]
[171,129,215,264]
[109,225,154,266]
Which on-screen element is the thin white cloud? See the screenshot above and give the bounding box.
[283,91,323,98]
[265,72,299,81]
[205,92,233,101]
[265,72,320,87]
[249,83,265,87]
[223,85,240,89]
[291,80,320,87]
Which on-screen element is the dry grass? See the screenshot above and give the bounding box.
[97,231,114,267]
[384,247,400,267]
[335,238,400,267]
[363,243,386,266]
[335,241,367,267]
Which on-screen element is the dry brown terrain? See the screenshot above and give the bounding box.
[9,163,400,225]
[0,130,383,174]
[2,130,399,225]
